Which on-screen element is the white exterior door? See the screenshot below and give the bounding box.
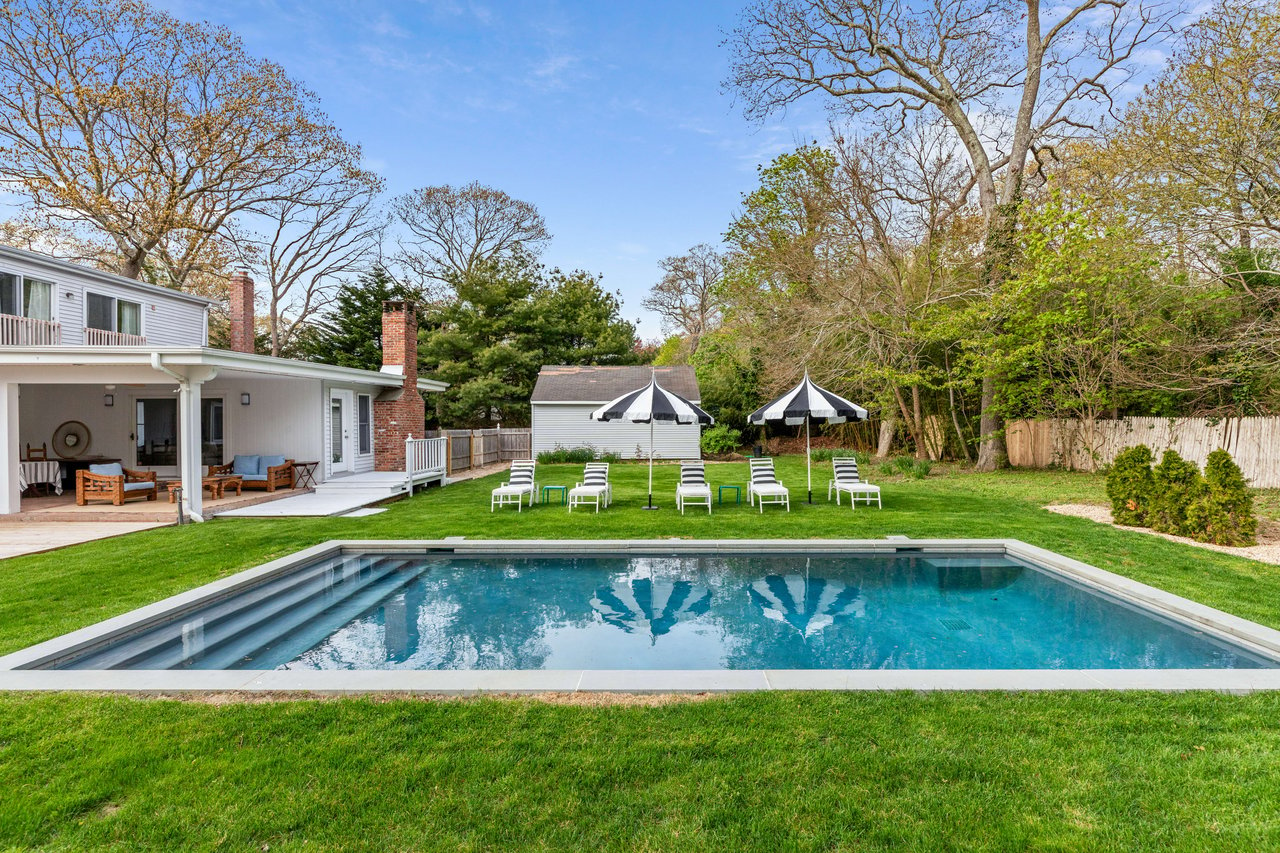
[330,390,355,474]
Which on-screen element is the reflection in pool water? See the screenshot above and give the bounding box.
[590,578,712,641]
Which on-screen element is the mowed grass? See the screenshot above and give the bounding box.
[2,459,1280,851]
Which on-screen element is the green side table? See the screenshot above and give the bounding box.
[542,484,568,506]
[718,485,742,505]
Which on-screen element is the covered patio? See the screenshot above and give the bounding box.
[2,347,443,522]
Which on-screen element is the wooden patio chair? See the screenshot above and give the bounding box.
[76,463,158,506]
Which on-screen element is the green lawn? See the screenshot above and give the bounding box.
[2,459,1280,851]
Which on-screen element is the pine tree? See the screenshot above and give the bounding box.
[301,266,416,371]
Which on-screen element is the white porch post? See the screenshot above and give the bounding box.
[178,379,204,521]
[0,383,19,515]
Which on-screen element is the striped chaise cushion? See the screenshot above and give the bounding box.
[680,465,706,485]
[751,466,778,485]
[583,469,608,487]
[508,467,534,485]
[833,461,860,482]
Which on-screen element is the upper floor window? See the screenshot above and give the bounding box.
[86,292,141,336]
[0,273,53,321]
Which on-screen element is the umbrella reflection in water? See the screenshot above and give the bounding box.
[748,570,865,639]
[591,578,712,643]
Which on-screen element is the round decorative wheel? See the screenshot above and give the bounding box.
[52,420,92,457]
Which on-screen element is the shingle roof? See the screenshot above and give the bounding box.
[531,365,700,403]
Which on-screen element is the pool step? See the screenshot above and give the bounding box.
[66,556,420,670]
[151,558,422,671]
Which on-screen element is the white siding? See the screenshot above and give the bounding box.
[532,402,702,460]
[0,252,207,346]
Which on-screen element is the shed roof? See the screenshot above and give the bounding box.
[531,365,700,403]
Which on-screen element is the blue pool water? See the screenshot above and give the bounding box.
[53,551,1277,671]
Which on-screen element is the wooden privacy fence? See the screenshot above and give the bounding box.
[427,428,532,475]
[1006,417,1280,489]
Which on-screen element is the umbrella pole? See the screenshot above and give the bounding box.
[643,417,658,510]
[806,418,813,504]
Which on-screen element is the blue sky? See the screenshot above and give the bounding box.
[153,0,827,340]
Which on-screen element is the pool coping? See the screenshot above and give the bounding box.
[4,537,1280,693]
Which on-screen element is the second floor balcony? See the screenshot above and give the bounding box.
[0,313,148,347]
[0,313,60,346]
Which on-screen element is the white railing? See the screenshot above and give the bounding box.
[83,327,147,346]
[406,436,448,483]
[0,313,61,345]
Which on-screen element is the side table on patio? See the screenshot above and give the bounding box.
[718,485,742,505]
[292,461,320,489]
[541,484,568,506]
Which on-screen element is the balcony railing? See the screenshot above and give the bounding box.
[83,327,147,346]
[0,313,61,345]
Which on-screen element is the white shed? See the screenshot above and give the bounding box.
[530,365,704,460]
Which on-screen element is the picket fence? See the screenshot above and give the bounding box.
[1006,417,1280,489]
[426,428,532,474]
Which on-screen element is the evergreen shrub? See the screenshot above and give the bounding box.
[1105,444,1155,526]
[1148,450,1204,536]
[1186,449,1257,546]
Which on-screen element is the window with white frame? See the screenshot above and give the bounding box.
[358,394,372,455]
[86,292,142,335]
[0,272,54,321]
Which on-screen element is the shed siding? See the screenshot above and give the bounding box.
[0,254,207,346]
[532,403,702,460]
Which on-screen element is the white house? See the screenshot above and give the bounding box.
[0,244,447,521]
[530,365,704,460]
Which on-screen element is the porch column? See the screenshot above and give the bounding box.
[0,383,18,515]
[178,379,204,521]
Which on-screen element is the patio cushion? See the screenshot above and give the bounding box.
[122,481,154,492]
[232,455,260,476]
[242,473,269,482]
[259,455,286,473]
[89,463,124,477]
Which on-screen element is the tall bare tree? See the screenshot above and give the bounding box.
[726,0,1175,469]
[236,165,386,357]
[643,244,726,356]
[0,0,357,285]
[392,181,551,290]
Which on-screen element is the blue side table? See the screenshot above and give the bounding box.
[542,484,568,506]
[718,485,741,505]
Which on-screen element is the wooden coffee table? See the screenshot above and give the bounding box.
[165,476,243,502]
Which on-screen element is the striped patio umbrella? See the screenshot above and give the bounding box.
[591,372,714,509]
[748,371,868,503]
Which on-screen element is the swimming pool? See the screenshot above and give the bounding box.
[4,540,1280,691]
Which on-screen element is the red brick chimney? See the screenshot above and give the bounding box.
[374,300,425,471]
[228,270,255,354]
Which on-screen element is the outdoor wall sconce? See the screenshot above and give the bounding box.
[103,394,114,407]
[241,393,251,406]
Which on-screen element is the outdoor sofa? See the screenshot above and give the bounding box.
[210,454,295,492]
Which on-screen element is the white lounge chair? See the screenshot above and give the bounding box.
[491,462,536,512]
[583,462,612,506]
[676,460,712,515]
[748,458,789,512]
[828,457,881,509]
[568,465,610,512]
